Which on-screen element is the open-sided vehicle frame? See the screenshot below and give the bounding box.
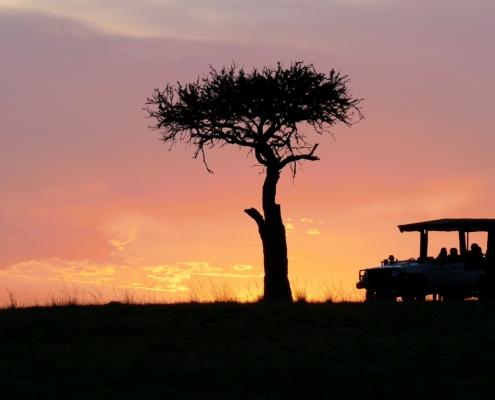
[356,219,495,301]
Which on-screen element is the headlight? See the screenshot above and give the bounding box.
[390,269,400,278]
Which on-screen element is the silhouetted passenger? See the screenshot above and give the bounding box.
[467,243,483,268]
[383,255,396,265]
[447,247,461,262]
[436,247,448,264]
[472,243,483,258]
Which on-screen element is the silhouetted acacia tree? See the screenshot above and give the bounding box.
[145,62,363,302]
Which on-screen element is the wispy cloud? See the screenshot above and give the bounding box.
[306,229,321,235]
[0,0,399,45]
[0,258,116,284]
[0,258,262,293]
[110,230,137,250]
[285,223,296,236]
[232,264,254,271]
[300,218,314,223]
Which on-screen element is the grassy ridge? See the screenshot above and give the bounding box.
[0,301,494,399]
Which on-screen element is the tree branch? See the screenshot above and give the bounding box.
[244,208,266,240]
[279,143,320,170]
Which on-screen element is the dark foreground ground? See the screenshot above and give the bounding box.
[1,301,494,399]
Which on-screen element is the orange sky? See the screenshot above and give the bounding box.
[1,1,494,304]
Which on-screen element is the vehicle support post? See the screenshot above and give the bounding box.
[459,231,467,258]
[486,230,495,259]
[420,230,428,259]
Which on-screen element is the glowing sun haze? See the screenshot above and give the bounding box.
[1,0,494,302]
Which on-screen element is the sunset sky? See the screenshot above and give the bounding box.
[1,0,494,303]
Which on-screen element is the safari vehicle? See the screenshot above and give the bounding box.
[356,219,495,301]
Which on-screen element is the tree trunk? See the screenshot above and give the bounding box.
[245,166,292,302]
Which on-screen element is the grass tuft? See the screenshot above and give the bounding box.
[6,288,17,309]
[0,277,360,310]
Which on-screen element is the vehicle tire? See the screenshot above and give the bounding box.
[400,293,414,302]
[403,275,428,301]
[477,276,495,299]
[375,290,397,302]
[365,290,375,302]
[442,293,464,301]
[401,293,426,302]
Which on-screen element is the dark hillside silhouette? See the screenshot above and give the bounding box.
[145,62,363,302]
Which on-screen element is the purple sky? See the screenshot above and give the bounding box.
[1,0,494,302]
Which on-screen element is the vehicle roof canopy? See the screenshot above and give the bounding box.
[398,219,495,233]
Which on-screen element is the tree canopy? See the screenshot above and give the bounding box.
[145,62,362,176]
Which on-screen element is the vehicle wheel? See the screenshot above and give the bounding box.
[375,290,397,302]
[442,293,464,301]
[400,294,414,301]
[477,291,495,300]
[477,285,495,300]
[365,290,375,302]
[403,275,428,301]
[401,293,426,302]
